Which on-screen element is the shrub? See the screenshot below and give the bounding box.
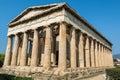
[0,54,5,67]
[0,74,32,80]
[106,67,120,79]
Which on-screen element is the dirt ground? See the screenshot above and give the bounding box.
[81,74,106,80]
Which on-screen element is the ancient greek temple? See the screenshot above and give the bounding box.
[3,2,113,78]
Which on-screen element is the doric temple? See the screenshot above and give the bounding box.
[3,2,113,79]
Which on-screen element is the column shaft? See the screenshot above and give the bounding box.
[4,36,12,66]
[43,27,52,69]
[17,47,22,66]
[79,32,84,68]
[102,45,104,67]
[110,50,113,67]
[31,29,39,67]
[106,48,108,66]
[85,37,90,67]
[104,47,107,67]
[100,45,103,67]
[70,28,77,69]
[101,45,104,67]
[91,39,95,67]
[108,50,110,66]
[97,43,100,67]
[11,35,19,66]
[95,41,98,67]
[99,44,101,67]
[58,22,67,70]
[20,32,28,66]
[103,46,105,67]
[106,48,109,66]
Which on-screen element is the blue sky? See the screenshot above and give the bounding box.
[0,0,120,55]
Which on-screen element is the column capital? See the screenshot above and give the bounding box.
[90,38,94,48]
[79,32,84,41]
[49,22,59,27]
[59,21,73,29]
[59,21,68,26]
[7,34,14,37]
[80,31,84,34]
[15,32,23,36]
[85,36,89,49]
[89,36,94,41]
[93,39,97,43]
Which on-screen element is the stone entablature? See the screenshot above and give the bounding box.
[3,3,113,78]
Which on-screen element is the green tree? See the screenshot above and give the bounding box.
[0,53,5,67]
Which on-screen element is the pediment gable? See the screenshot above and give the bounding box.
[8,3,65,26]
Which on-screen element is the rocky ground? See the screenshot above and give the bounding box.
[0,67,107,80]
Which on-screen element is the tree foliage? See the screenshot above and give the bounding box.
[106,67,120,79]
[113,58,118,62]
[0,74,32,80]
[0,53,5,67]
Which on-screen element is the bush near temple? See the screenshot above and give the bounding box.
[0,74,32,80]
[106,67,120,79]
[0,54,5,67]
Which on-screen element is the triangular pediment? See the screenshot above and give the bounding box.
[8,3,65,25]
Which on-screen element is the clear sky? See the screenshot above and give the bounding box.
[0,0,120,55]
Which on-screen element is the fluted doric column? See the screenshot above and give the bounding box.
[43,27,52,69]
[101,44,103,67]
[31,29,39,67]
[108,49,113,67]
[58,22,67,70]
[108,49,110,66]
[102,46,105,67]
[20,32,28,66]
[17,46,22,66]
[70,28,77,69]
[104,47,107,67]
[107,48,110,66]
[97,42,100,67]
[99,44,102,67]
[110,50,113,67]
[105,47,108,67]
[106,48,109,66]
[91,38,95,67]
[85,36,90,67]
[11,34,19,66]
[4,36,12,66]
[95,41,98,67]
[79,32,84,68]
[101,45,104,67]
